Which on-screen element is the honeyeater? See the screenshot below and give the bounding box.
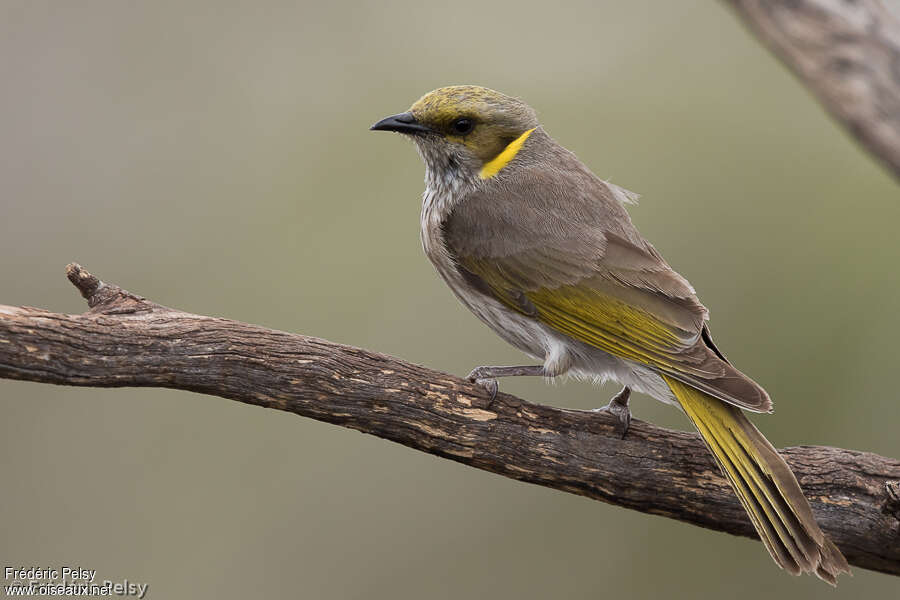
[371,85,849,584]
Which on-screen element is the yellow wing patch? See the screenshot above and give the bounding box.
[458,256,716,377]
[527,285,685,369]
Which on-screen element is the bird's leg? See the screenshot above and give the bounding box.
[465,365,546,403]
[592,386,632,438]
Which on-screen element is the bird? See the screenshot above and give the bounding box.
[370,85,850,584]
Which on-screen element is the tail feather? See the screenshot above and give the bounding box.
[687,407,803,571]
[663,375,850,585]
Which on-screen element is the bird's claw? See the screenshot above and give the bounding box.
[593,403,631,439]
[592,387,632,438]
[466,368,499,404]
[466,366,490,381]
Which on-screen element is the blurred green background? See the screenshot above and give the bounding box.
[2,1,899,598]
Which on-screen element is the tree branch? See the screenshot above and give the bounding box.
[2,264,899,576]
[723,0,900,180]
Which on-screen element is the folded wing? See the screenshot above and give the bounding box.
[445,164,770,412]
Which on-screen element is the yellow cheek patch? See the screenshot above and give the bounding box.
[479,128,536,179]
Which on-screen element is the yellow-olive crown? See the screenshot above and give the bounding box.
[409,86,538,163]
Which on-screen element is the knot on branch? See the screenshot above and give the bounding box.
[66,263,102,300]
[65,263,152,314]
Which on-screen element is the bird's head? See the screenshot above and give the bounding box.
[371,85,539,184]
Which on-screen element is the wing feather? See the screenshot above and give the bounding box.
[446,159,771,412]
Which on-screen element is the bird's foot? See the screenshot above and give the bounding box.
[465,365,545,405]
[466,367,500,403]
[592,386,632,439]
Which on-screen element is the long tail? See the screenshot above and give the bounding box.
[663,375,850,585]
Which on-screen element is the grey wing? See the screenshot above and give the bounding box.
[448,162,708,332]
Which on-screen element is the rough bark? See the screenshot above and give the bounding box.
[1,265,898,576]
[724,0,900,180]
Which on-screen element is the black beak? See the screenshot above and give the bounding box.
[370,112,432,135]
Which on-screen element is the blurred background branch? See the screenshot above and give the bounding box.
[724,0,900,180]
[2,264,898,576]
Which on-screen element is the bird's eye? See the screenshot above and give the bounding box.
[451,118,474,135]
